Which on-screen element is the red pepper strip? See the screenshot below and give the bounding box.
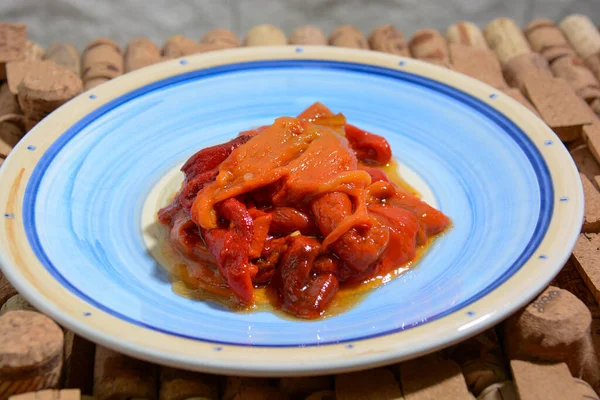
[181,134,252,181]
[297,102,335,121]
[311,192,389,272]
[157,193,183,225]
[312,254,341,275]
[267,207,320,236]
[253,237,289,284]
[345,124,392,165]
[248,209,272,259]
[169,210,215,264]
[202,198,256,304]
[358,164,390,182]
[179,169,219,212]
[387,187,451,236]
[239,125,270,138]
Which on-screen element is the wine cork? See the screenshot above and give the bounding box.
[571,143,600,180]
[82,38,123,90]
[0,294,35,315]
[397,355,473,399]
[222,377,283,400]
[0,271,18,307]
[44,43,81,76]
[503,286,592,378]
[124,38,160,73]
[62,331,95,394]
[582,53,600,89]
[574,378,600,399]
[551,259,600,319]
[8,389,81,400]
[17,62,83,130]
[93,346,158,400]
[551,55,600,102]
[305,391,336,400]
[244,24,287,46]
[584,124,600,168]
[0,23,27,62]
[161,35,196,59]
[279,376,331,398]
[510,360,577,400]
[524,19,575,64]
[159,367,218,400]
[503,52,553,92]
[444,329,508,396]
[0,82,21,116]
[523,76,594,142]
[83,78,108,91]
[446,21,488,49]
[449,43,506,89]
[289,26,327,45]
[329,25,369,49]
[6,60,55,95]
[335,368,401,399]
[476,381,517,400]
[484,18,531,66]
[200,29,240,49]
[368,24,410,56]
[408,29,450,65]
[0,311,64,399]
[23,40,44,61]
[559,15,600,61]
[573,233,600,305]
[500,87,541,117]
[580,173,600,232]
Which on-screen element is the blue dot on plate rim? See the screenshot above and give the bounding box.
[345,344,354,349]
[398,60,406,66]
[89,94,97,100]
[544,140,553,146]
[466,311,475,316]
[27,145,36,151]
[489,93,498,99]
[4,213,15,219]
[295,47,303,53]
[214,346,223,351]
[180,59,188,65]
[83,312,92,316]
[560,196,568,202]
[539,254,548,260]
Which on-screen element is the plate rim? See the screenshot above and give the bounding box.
[0,45,584,376]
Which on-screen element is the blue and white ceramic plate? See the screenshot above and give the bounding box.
[0,47,583,376]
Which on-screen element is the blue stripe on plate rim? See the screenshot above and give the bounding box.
[21,59,554,347]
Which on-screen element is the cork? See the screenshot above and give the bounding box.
[329,25,369,49]
[82,38,123,87]
[289,26,327,45]
[500,87,541,117]
[408,29,450,64]
[8,389,81,400]
[0,271,18,307]
[0,294,36,315]
[0,83,25,150]
[222,377,283,400]
[587,54,600,86]
[574,378,600,399]
[62,331,95,395]
[503,52,553,92]
[244,24,287,46]
[585,124,600,169]
[335,368,401,399]
[573,233,600,305]
[23,41,44,61]
[476,381,518,400]
[305,391,336,400]
[397,355,472,399]
[559,14,600,61]
[593,99,600,115]
[161,35,197,59]
[446,21,488,49]
[93,346,158,400]
[0,82,21,116]
[159,367,218,400]
[551,55,600,102]
[571,144,600,180]
[44,43,81,76]
[510,360,576,400]
[524,19,575,64]
[279,376,331,398]
[483,18,531,66]
[6,60,53,95]
[449,43,506,89]
[503,286,592,378]
[83,78,108,91]
[368,24,410,56]
[200,29,240,49]
[17,62,83,130]
[0,23,27,63]
[580,173,600,232]
[0,311,64,399]
[444,329,507,396]
[123,38,160,73]
[551,258,600,319]
[523,76,594,142]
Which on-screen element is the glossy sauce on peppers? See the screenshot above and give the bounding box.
[156,102,451,319]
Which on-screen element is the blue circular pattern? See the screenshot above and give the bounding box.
[22,60,553,347]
